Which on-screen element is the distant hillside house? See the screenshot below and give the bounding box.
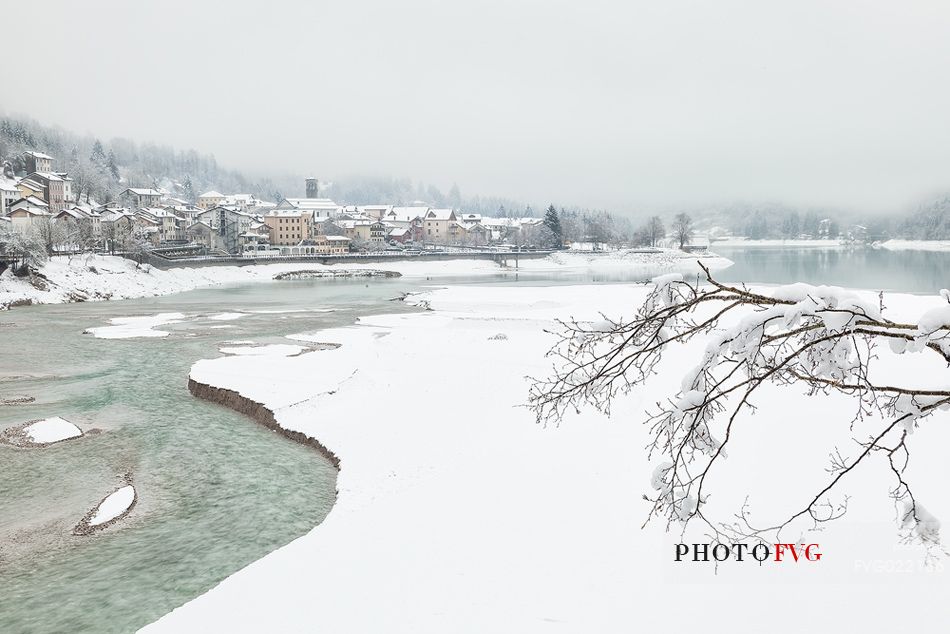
[121,187,163,209]
[197,191,226,210]
[17,178,45,201]
[23,150,53,173]
[25,172,66,213]
[0,178,19,215]
[7,197,51,232]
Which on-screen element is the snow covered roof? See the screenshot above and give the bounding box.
[425,208,456,221]
[55,207,90,220]
[283,198,339,211]
[199,190,224,198]
[387,206,429,221]
[9,197,51,215]
[123,187,162,197]
[325,235,350,241]
[266,208,311,218]
[28,171,63,182]
[12,196,49,209]
[25,150,54,160]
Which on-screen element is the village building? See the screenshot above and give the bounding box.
[194,206,258,253]
[283,234,350,255]
[136,207,184,242]
[275,197,340,220]
[7,197,52,232]
[24,172,67,213]
[23,150,53,173]
[337,218,373,242]
[0,178,19,215]
[356,205,392,221]
[185,221,218,250]
[369,221,388,245]
[387,227,411,244]
[197,190,226,209]
[121,187,163,209]
[264,208,313,246]
[55,173,75,203]
[422,208,458,243]
[17,178,45,201]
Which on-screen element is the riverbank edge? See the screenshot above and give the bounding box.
[0,251,733,311]
[187,377,342,473]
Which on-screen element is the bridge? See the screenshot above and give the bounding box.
[127,248,555,270]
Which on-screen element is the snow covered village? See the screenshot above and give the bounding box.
[4,2,950,633]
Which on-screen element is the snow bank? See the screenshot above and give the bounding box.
[145,283,950,633]
[23,417,83,444]
[218,344,308,357]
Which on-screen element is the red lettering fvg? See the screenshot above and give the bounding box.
[674,543,822,563]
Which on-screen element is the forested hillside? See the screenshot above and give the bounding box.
[0,115,292,205]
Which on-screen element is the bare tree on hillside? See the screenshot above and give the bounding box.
[529,264,950,553]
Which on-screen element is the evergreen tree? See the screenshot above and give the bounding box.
[543,204,563,248]
[107,150,120,180]
[91,139,106,165]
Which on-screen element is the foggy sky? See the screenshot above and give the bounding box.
[4,0,950,213]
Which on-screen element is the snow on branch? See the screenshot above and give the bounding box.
[529,263,950,550]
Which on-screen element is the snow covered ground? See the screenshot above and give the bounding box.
[144,283,950,633]
[878,239,950,252]
[0,251,731,310]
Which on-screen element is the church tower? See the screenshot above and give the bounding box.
[305,177,318,198]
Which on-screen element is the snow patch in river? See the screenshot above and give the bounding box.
[23,417,83,444]
[89,485,136,526]
[86,313,186,339]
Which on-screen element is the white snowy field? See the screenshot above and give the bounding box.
[0,250,730,310]
[145,283,950,633]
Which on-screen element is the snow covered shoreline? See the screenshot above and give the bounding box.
[145,282,950,633]
[877,239,950,252]
[0,250,731,310]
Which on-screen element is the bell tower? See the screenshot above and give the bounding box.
[305,177,318,198]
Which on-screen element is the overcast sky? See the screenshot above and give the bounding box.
[3,0,950,213]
